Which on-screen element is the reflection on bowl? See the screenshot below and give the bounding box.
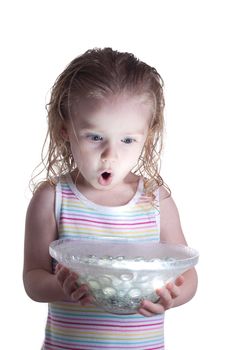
[49,238,199,314]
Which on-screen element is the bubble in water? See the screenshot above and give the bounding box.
[117,289,127,298]
[165,257,176,262]
[110,276,122,287]
[120,273,134,281]
[115,256,125,261]
[137,274,149,282]
[88,280,101,290]
[102,287,117,297]
[102,255,113,260]
[99,275,112,286]
[128,288,142,298]
[134,256,144,262]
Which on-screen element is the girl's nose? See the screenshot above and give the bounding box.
[101,143,118,163]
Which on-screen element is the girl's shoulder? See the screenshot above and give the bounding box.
[159,186,187,244]
[28,181,56,218]
[33,180,56,197]
[158,184,171,202]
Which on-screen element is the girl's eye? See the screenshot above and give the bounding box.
[88,134,103,142]
[122,137,135,144]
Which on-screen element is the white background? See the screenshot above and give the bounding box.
[1,0,232,348]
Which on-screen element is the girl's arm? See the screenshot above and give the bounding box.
[138,186,198,316]
[23,183,90,303]
[159,187,198,307]
[23,182,64,302]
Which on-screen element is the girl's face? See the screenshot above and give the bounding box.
[67,95,152,191]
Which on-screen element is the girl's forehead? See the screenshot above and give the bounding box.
[71,94,154,126]
[71,102,151,137]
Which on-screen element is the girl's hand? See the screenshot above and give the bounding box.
[55,264,93,305]
[138,275,185,317]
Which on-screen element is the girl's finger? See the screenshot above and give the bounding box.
[55,264,61,273]
[175,275,185,286]
[165,275,184,299]
[71,285,89,301]
[63,273,78,296]
[138,308,155,317]
[166,282,180,299]
[156,287,173,309]
[138,300,165,316]
[56,266,70,287]
[79,294,95,306]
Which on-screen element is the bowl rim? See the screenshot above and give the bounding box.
[49,237,199,271]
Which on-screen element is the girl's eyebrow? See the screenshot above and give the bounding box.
[123,130,146,136]
[79,127,103,134]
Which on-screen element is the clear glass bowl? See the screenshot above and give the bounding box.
[49,238,199,314]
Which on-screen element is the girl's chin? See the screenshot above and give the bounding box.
[95,182,115,190]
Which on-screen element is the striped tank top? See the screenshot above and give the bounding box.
[43,174,164,350]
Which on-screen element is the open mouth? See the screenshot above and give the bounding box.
[98,171,112,186]
[101,172,111,180]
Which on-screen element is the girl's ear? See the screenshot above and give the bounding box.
[61,127,69,141]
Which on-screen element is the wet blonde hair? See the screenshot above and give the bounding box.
[32,47,169,200]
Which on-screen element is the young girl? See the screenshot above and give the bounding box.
[23,48,198,349]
